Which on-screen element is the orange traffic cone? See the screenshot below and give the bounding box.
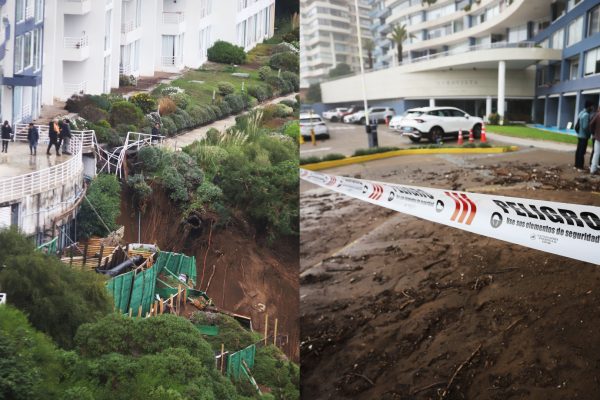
[480,123,487,143]
[458,129,463,145]
[468,129,474,143]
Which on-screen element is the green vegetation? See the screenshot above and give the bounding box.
[353,146,401,156]
[328,63,352,78]
[300,153,345,165]
[253,346,300,400]
[191,312,261,351]
[77,174,121,238]
[207,40,247,64]
[487,124,579,144]
[305,83,322,103]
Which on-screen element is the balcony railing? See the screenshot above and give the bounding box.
[121,21,137,34]
[161,56,183,67]
[162,12,184,24]
[64,81,87,97]
[119,63,132,75]
[64,35,89,49]
[406,41,537,64]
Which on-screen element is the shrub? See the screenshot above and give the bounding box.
[258,66,272,81]
[281,71,299,91]
[274,103,293,118]
[248,85,271,102]
[89,94,113,111]
[119,74,136,87]
[77,174,121,238]
[268,52,299,73]
[195,181,224,205]
[282,27,300,43]
[282,120,299,140]
[224,93,245,114]
[138,146,168,173]
[265,75,289,94]
[161,115,177,136]
[80,105,109,124]
[488,113,501,125]
[279,99,298,111]
[328,63,352,78]
[306,83,322,103]
[217,81,236,96]
[244,93,258,108]
[158,97,177,115]
[129,93,158,114]
[160,166,189,202]
[92,124,121,147]
[322,153,346,162]
[206,128,221,144]
[207,40,246,64]
[169,92,192,109]
[161,86,183,96]
[300,156,321,165]
[170,113,186,131]
[109,101,144,127]
[353,146,400,156]
[127,174,153,212]
[218,101,232,116]
[65,94,91,113]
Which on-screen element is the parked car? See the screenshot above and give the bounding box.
[399,107,483,143]
[341,106,364,123]
[389,109,419,132]
[300,113,330,139]
[345,107,396,124]
[322,107,348,122]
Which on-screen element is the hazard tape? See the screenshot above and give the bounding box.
[300,168,600,265]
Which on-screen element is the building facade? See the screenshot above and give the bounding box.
[320,0,598,129]
[0,0,275,123]
[300,0,372,88]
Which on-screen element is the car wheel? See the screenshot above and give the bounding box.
[409,137,421,143]
[429,126,444,143]
[323,134,330,140]
[359,117,366,125]
[331,116,338,122]
[472,124,482,139]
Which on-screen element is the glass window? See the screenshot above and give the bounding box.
[508,25,528,42]
[584,47,600,76]
[105,9,112,51]
[551,29,564,49]
[14,36,23,72]
[570,57,579,80]
[567,16,583,46]
[35,0,43,22]
[33,29,42,71]
[16,0,25,22]
[589,4,600,36]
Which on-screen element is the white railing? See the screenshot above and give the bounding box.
[64,35,89,49]
[25,6,34,19]
[121,21,136,34]
[161,56,183,67]
[119,63,132,75]
[64,81,87,97]
[13,125,95,150]
[96,131,165,178]
[0,137,85,204]
[406,41,537,65]
[162,12,184,24]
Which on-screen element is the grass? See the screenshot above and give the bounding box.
[487,124,579,145]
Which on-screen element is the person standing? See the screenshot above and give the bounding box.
[27,122,39,155]
[575,101,594,170]
[61,118,72,155]
[151,122,161,143]
[589,109,600,174]
[47,119,60,156]
[1,121,13,153]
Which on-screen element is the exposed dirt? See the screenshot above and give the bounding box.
[118,185,299,360]
[301,149,600,399]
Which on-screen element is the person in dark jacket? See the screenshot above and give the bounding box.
[61,118,72,155]
[589,109,600,174]
[575,101,594,170]
[27,122,39,155]
[1,121,13,153]
[151,122,161,143]
[47,119,60,156]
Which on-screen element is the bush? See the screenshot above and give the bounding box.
[169,92,192,109]
[127,174,153,212]
[80,105,109,124]
[274,103,293,118]
[119,74,136,87]
[218,101,232,116]
[161,86,183,96]
[160,166,189,202]
[224,93,245,114]
[109,101,144,127]
[266,75,293,95]
[89,94,113,111]
[77,174,121,238]
[207,40,246,64]
[248,85,271,102]
[282,26,300,43]
[488,113,501,125]
[195,181,224,206]
[282,120,299,140]
[300,156,321,165]
[281,71,299,91]
[306,83,321,103]
[217,81,235,96]
[322,153,346,162]
[329,63,352,78]
[268,52,299,73]
[161,115,177,136]
[65,94,91,113]
[129,93,158,114]
[353,146,400,156]
[158,97,177,115]
[137,146,168,173]
[258,66,272,81]
[279,99,297,110]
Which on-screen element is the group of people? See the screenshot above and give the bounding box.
[0,118,72,156]
[576,100,600,174]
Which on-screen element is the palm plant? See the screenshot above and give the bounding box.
[363,39,375,69]
[389,24,414,64]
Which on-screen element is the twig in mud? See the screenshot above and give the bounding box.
[411,381,446,395]
[348,373,374,386]
[401,290,413,299]
[441,344,482,399]
[399,299,415,310]
[205,264,216,292]
[504,317,523,332]
[423,258,446,271]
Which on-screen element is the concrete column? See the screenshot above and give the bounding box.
[429,98,435,107]
[543,96,550,126]
[486,96,492,118]
[557,95,563,129]
[498,60,506,122]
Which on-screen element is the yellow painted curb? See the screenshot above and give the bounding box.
[302,146,519,171]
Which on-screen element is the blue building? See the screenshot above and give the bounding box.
[533,0,600,130]
[2,0,44,124]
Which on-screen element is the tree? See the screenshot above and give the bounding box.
[0,229,113,348]
[363,39,375,69]
[305,83,321,103]
[389,24,414,64]
[77,174,121,238]
[328,63,352,78]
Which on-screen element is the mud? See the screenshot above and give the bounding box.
[301,149,600,399]
[119,186,299,360]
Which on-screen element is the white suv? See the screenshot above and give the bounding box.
[345,107,395,124]
[399,107,483,143]
[322,108,348,122]
[300,113,330,140]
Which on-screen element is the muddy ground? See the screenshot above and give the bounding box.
[301,148,600,399]
[119,186,299,361]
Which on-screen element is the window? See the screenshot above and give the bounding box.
[584,46,600,76]
[16,0,25,22]
[35,0,43,22]
[537,68,546,86]
[14,36,23,73]
[589,4,600,36]
[551,29,564,49]
[450,109,466,117]
[33,29,42,71]
[508,25,528,42]
[569,57,579,80]
[105,10,112,51]
[567,16,583,46]
[103,56,111,93]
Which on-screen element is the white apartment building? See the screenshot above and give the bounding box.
[300,0,372,88]
[0,0,275,124]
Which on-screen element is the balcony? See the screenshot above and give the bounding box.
[161,12,186,35]
[63,0,92,15]
[63,36,90,61]
[160,56,183,71]
[64,81,87,98]
[25,6,34,20]
[121,21,142,44]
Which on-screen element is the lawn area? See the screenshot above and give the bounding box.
[487,124,579,145]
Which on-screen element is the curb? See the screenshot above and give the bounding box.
[301,146,519,171]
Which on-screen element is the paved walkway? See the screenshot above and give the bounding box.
[486,131,576,152]
[0,141,72,178]
[164,93,298,150]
